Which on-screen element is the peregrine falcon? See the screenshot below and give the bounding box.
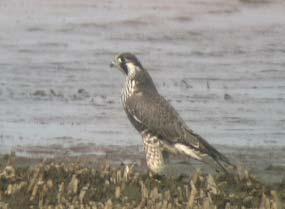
[110,52,234,175]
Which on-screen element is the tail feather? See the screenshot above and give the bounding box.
[202,146,236,174]
[189,132,236,173]
[201,154,234,174]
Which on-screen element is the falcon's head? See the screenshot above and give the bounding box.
[110,52,157,92]
[110,52,143,77]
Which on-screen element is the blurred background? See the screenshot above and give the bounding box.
[0,0,285,162]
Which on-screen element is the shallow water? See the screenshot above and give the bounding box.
[1,0,285,155]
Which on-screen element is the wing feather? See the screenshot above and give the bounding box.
[125,93,199,148]
[125,92,234,171]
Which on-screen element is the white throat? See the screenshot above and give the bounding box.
[126,62,137,77]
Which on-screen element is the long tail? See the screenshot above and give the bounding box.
[191,132,236,173]
[201,153,234,174]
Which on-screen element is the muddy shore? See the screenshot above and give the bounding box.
[5,144,285,186]
[0,151,284,209]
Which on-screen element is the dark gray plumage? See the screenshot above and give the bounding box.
[111,52,234,174]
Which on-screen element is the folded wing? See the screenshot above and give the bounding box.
[125,92,234,172]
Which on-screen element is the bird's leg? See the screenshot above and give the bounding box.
[142,134,168,175]
[148,171,165,181]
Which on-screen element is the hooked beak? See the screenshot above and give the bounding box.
[110,60,116,68]
[110,55,119,68]
[110,55,127,75]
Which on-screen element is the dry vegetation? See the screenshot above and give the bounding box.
[0,154,284,209]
